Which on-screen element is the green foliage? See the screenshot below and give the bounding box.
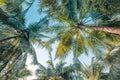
[105,44,120,80]
[0,0,120,79]
[90,0,120,26]
[36,54,83,80]
[73,30,85,57]
[81,57,108,80]
[40,0,120,59]
[0,0,48,78]
[16,68,32,78]
[0,0,7,7]
[56,31,73,58]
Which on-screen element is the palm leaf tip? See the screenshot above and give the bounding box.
[56,34,73,58]
[56,43,67,58]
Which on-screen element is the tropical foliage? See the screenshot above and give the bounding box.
[105,44,120,80]
[40,0,120,58]
[0,0,120,80]
[0,0,48,79]
[36,53,83,80]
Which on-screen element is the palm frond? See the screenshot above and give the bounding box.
[0,43,22,78]
[27,16,49,33]
[105,44,120,80]
[41,24,68,34]
[5,0,25,11]
[22,0,35,17]
[0,0,7,6]
[56,31,73,58]
[19,37,38,65]
[81,58,105,80]
[16,67,32,78]
[73,30,84,57]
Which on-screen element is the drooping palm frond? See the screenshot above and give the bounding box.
[91,0,120,15]
[0,7,24,31]
[4,54,29,79]
[27,16,49,33]
[82,30,113,58]
[56,31,73,58]
[72,30,85,57]
[81,58,106,80]
[40,0,92,23]
[89,0,120,27]
[19,37,38,65]
[36,58,82,80]
[0,0,35,30]
[105,44,120,80]
[0,41,23,79]
[15,67,32,78]
[27,17,50,46]
[0,23,20,39]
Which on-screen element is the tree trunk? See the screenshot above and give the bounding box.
[0,35,20,42]
[79,25,120,35]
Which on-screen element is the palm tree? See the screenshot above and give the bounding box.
[16,67,32,80]
[80,57,108,80]
[40,0,120,58]
[1,0,120,79]
[0,0,49,77]
[0,42,21,79]
[1,67,32,80]
[39,1,120,79]
[36,52,82,80]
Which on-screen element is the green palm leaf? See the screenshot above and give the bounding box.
[56,31,73,58]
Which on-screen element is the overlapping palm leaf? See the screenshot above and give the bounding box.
[105,44,120,80]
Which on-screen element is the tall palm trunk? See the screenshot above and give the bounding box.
[0,35,21,42]
[79,25,120,35]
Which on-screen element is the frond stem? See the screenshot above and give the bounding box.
[0,35,21,43]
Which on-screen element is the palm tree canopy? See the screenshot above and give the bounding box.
[0,0,120,79]
[0,0,49,78]
[40,0,120,58]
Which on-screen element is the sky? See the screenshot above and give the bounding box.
[24,0,95,79]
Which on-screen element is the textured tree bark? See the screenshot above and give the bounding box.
[78,25,120,35]
[89,26,120,35]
